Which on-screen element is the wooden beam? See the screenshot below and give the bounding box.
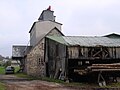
[93,50,102,57]
[91,69,120,71]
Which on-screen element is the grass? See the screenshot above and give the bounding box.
[0,69,96,87]
[0,66,5,74]
[0,82,6,90]
[14,73,99,87]
[0,66,20,74]
[14,72,120,88]
[15,73,33,79]
[107,82,120,87]
[15,73,64,83]
[14,66,20,73]
[38,77,65,83]
[1,66,120,88]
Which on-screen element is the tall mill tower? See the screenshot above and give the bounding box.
[29,6,62,46]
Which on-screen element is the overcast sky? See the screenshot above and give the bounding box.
[0,0,120,57]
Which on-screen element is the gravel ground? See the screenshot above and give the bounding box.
[1,74,120,90]
[0,74,79,90]
[6,80,78,90]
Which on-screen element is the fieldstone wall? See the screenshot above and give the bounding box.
[26,39,45,76]
[26,28,63,77]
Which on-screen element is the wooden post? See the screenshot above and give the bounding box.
[65,46,69,81]
[98,71,106,87]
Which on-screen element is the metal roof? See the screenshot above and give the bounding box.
[12,46,32,58]
[46,36,120,47]
[46,36,68,45]
[12,46,26,57]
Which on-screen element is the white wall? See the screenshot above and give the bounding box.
[30,24,36,46]
[31,21,62,47]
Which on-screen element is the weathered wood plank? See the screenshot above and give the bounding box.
[91,69,120,71]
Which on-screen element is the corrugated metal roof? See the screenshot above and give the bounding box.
[46,36,68,45]
[12,46,32,57]
[46,36,120,47]
[63,36,120,47]
[12,46,26,57]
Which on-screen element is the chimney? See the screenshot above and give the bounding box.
[38,6,55,21]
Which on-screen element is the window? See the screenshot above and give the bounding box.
[38,58,44,65]
[79,48,83,57]
[38,58,41,65]
[85,61,89,64]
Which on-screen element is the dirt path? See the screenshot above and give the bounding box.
[0,74,79,90]
[0,74,27,80]
[1,74,120,90]
[6,80,76,90]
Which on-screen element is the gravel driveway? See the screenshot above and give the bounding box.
[1,74,120,90]
[0,74,79,90]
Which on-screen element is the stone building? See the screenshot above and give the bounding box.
[25,7,64,76]
[12,7,120,83]
[12,7,64,76]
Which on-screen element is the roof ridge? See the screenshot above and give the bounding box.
[62,36,104,38]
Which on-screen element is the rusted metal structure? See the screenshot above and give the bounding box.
[45,34,120,84]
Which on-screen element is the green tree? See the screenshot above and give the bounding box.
[3,60,11,68]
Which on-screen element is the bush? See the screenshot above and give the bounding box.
[3,60,11,68]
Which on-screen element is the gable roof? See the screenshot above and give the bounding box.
[46,36,67,45]
[12,45,27,57]
[29,21,62,33]
[38,27,64,43]
[30,27,64,49]
[104,33,120,38]
[46,36,120,47]
[12,45,32,58]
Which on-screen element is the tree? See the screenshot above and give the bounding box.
[3,60,11,68]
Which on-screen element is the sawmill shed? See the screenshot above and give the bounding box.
[45,33,120,83]
[12,7,120,85]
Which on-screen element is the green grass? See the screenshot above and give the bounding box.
[38,77,64,83]
[15,73,64,83]
[1,67,120,88]
[107,82,120,87]
[14,73,98,88]
[0,82,6,90]
[0,67,5,74]
[0,66,20,74]
[14,73,120,88]
[15,73,33,79]
[14,66,20,73]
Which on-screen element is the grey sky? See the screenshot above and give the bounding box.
[0,0,120,57]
